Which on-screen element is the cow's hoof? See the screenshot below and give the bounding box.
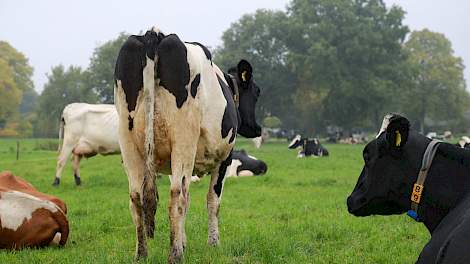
[52,178,60,186]
[208,234,220,246]
[168,246,183,264]
[134,249,147,262]
[74,176,81,186]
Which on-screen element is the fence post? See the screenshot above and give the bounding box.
[16,140,19,161]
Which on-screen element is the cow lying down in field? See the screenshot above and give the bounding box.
[0,171,69,249]
[54,103,120,186]
[288,135,329,158]
[347,114,470,263]
[191,149,267,182]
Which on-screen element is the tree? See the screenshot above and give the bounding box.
[402,29,469,132]
[0,58,21,129]
[0,41,34,93]
[87,33,129,103]
[215,1,410,134]
[214,10,298,129]
[0,41,36,137]
[35,65,97,137]
[285,0,409,131]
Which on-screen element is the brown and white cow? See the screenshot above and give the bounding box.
[0,171,69,249]
[114,27,262,262]
[53,103,120,186]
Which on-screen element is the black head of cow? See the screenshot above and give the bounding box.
[233,149,268,175]
[347,114,431,216]
[229,60,262,138]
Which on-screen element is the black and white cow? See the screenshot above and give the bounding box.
[456,136,470,149]
[288,135,329,158]
[347,114,470,264]
[191,149,267,182]
[114,27,262,263]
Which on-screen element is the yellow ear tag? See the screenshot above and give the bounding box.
[395,130,402,147]
[241,71,247,82]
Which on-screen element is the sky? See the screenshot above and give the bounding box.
[1,0,469,93]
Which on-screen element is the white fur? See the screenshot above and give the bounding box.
[248,155,258,160]
[0,191,59,231]
[288,135,302,148]
[226,159,242,177]
[56,103,120,179]
[237,170,254,177]
[376,114,393,138]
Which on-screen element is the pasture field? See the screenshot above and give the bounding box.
[0,138,428,263]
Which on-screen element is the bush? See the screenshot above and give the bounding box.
[263,116,282,128]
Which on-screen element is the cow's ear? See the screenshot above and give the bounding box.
[237,59,253,84]
[385,115,410,151]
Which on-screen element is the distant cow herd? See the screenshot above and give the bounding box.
[1,26,469,263]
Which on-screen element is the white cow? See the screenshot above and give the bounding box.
[53,103,120,186]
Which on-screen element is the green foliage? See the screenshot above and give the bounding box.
[0,139,428,263]
[0,41,36,137]
[214,10,298,128]
[87,33,129,103]
[402,29,469,132]
[216,0,412,133]
[263,116,282,128]
[35,65,98,137]
[0,41,34,92]
[0,58,22,127]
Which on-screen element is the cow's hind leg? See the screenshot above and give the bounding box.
[71,154,82,185]
[53,144,74,186]
[120,136,148,260]
[207,151,232,246]
[168,148,195,264]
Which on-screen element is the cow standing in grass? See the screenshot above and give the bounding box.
[114,27,262,263]
[347,114,470,263]
[53,103,120,186]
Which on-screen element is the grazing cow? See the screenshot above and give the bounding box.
[114,27,262,262]
[53,103,120,186]
[0,171,69,249]
[456,136,470,149]
[347,114,470,264]
[191,149,267,182]
[288,135,329,158]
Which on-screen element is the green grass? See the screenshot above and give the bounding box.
[0,138,429,263]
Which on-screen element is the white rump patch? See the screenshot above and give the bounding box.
[248,155,258,160]
[376,114,394,138]
[0,191,59,231]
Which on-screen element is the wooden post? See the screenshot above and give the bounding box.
[16,140,19,161]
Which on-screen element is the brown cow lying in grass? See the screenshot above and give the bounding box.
[0,171,69,249]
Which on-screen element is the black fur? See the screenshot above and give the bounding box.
[114,35,147,130]
[214,152,232,197]
[190,74,200,98]
[157,34,190,108]
[217,75,238,144]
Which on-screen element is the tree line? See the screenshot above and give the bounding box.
[0,0,467,138]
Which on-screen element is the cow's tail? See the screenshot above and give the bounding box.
[52,207,69,246]
[141,50,157,239]
[57,116,65,153]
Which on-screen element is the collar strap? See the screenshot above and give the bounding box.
[407,139,441,221]
[228,74,240,108]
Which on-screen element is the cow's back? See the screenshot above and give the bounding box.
[62,103,120,155]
